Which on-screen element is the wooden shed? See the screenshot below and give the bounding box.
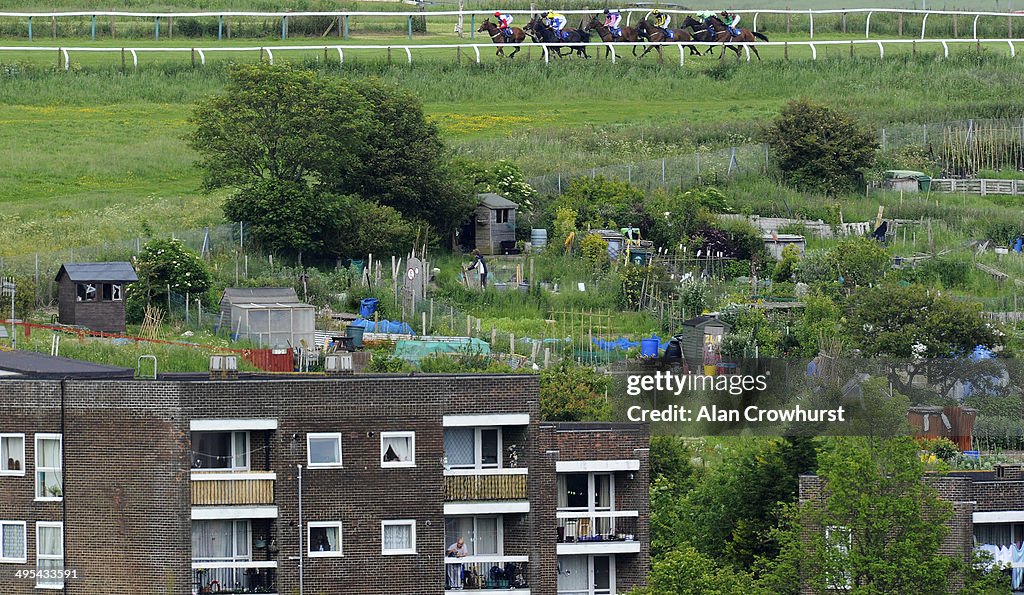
[679,315,732,374]
[475,193,518,255]
[55,262,138,333]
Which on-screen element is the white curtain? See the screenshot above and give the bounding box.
[445,517,474,555]
[383,436,412,463]
[2,524,24,559]
[596,475,611,509]
[383,524,412,551]
[475,518,498,555]
[975,524,1012,547]
[37,524,63,583]
[192,520,234,559]
[311,526,338,552]
[2,436,23,471]
[557,556,588,593]
[557,475,568,509]
[37,438,61,497]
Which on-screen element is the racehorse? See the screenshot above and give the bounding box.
[635,19,700,60]
[478,18,528,58]
[690,15,769,60]
[526,16,590,59]
[584,16,643,58]
[680,15,719,56]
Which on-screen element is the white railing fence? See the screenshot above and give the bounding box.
[5,38,1021,70]
[0,8,1023,42]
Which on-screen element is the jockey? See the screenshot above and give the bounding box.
[650,8,671,30]
[603,8,622,37]
[546,11,568,39]
[720,10,741,36]
[494,11,514,36]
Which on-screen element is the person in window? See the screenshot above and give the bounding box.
[446,537,468,589]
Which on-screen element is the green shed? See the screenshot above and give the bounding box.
[679,315,732,374]
[882,170,931,193]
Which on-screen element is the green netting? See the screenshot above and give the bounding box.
[394,338,491,363]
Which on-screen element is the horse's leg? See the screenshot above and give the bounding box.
[509,45,520,59]
[751,46,760,61]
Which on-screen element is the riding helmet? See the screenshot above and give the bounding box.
[652,9,661,15]
[603,8,610,14]
[494,11,501,17]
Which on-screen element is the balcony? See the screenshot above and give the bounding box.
[444,468,528,501]
[556,511,641,555]
[192,560,277,594]
[191,472,276,506]
[445,557,529,594]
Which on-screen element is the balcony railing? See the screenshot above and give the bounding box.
[192,560,277,594]
[444,468,528,501]
[556,511,639,543]
[445,557,529,592]
[191,472,276,506]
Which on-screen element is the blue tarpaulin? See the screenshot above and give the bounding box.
[590,335,667,352]
[351,317,416,335]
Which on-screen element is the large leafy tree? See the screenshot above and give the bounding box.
[763,99,878,195]
[797,437,957,593]
[538,361,612,421]
[191,64,474,259]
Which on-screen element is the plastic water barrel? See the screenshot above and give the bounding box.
[640,338,659,358]
[531,228,548,248]
[359,297,379,318]
[345,324,364,348]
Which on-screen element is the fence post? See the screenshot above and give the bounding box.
[218,15,223,40]
[282,15,288,40]
[952,14,958,37]
[51,16,56,38]
[881,128,887,153]
[841,12,846,33]
[898,12,903,36]
[155,16,159,40]
[168,16,173,38]
[344,15,349,39]
[91,15,95,41]
[408,16,413,39]
[28,16,32,41]
[470,14,475,38]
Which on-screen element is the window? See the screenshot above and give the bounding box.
[557,554,615,595]
[101,284,123,301]
[381,432,415,468]
[495,209,510,224]
[35,435,62,500]
[76,283,97,302]
[308,522,343,557]
[1,434,25,475]
[307,433,343,468]
[36,522,63,589]
[445,516,500,557]
[444,428,501,470]
[824,526,852,590]
[381,520,416,555]
[558,473,615,539]
[191,431,248,471]
[0,521,26,563]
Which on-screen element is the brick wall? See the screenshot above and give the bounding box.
[1,374,653,595]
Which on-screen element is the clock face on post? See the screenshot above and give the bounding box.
[407,267,416,281]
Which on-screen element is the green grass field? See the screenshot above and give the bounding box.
[1,51,1023,258]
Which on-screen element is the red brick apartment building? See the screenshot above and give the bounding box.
[0,352,648,595]
[800,466,1024,593]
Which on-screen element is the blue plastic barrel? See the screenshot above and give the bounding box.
[640,338,659,358]
[359,298,379,318]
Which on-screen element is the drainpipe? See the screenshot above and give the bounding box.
[297,464,303,595]
[60,377,67,595]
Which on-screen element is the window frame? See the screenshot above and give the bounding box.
[445,515,503,557]
[190,431,249,472]
[380,431,416,468]
[34,434,62,502]
[445,427,503,471]
[35,521,64,589]
[381,520,417,555]
[76,283,98,302]
[0,433,25,476]
[306,433,343,468]
[0,521,27,563]
[307,521,344,558]
[824,525,853,590]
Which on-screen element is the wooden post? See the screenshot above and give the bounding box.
[785,12,791,34]
[544,347,551,368]
[510,333,515,355]
[841,12,847,33]
[897,13,903,36]
[784,41,789,60]
[191,48,196,67]
[422,312,427,336]
[51,16,56,38]
[850,40,854,57]
[466,315,471,337]
[952,14,958,37]
[912,40,916,57]
[388,47,392,63]
[121,47,125,70]
[457,46,462,64]
[169,16,173,38]
[226,16,232,39]
[491,326,496,346]
[110,16,116,39]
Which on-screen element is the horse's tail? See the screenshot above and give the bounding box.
[752,31,769,42]
[579,29,591,43]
